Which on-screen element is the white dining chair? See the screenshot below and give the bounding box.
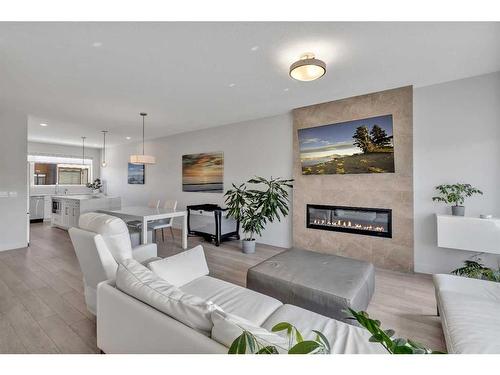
[148,200,178,241]
[126,199,161,231]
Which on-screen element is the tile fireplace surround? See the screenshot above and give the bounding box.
[292,86,414,272]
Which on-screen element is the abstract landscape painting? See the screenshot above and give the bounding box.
[298,114,395,175]
[128,163,145,184]
[182,152,223,193]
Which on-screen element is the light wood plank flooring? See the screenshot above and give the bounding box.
[0,223,445,353]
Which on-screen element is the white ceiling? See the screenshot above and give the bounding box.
[0,22,499,148]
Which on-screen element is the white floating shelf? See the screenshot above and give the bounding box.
[436,214,500,255]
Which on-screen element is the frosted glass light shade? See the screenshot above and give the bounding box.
[289,57,326,82]
[129,154,156,165]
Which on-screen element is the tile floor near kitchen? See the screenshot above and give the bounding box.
[0,223,445,353]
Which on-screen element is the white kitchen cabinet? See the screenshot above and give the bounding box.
[51,195,121,230]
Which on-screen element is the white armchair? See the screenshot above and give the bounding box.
[69,212,158,315]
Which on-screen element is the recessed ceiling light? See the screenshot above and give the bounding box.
[228,83,236,88]
[40,123,48,127]
[92,42,103,48]
[250,46,259,51]
[126,136,131,140]
[289,53,326,82]
[283,88,290,92]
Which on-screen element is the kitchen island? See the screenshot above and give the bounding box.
[51,195,121,230]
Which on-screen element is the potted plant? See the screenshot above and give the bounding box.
[224,176,293,254]
[432,183,483,216]
[86,178,103,195]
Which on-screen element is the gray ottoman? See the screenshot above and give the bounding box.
[247,248,375,324]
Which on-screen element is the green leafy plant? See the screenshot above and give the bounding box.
[224,177,293,241]
[228,309,442,354]
[432,183,482,206]
[451,257,500,282]
[346,309,443,354]
[228,322,330,354]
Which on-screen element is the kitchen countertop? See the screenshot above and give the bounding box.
[51,195,118,200]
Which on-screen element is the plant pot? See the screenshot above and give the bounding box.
[241,239,256,254]
[451,205,465,216]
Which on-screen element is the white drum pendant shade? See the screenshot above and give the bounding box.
[129,154,156,164]
[130,112,155,165]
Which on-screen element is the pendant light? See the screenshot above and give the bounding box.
[129,113,156,165]
[289,53,326,82]
[101,130,108,168]
[81,136,86,165]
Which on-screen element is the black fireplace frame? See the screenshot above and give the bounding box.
[306,204,392,238]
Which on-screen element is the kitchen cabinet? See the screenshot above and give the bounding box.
[51,195,121,230]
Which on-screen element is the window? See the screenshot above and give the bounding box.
[29,155,93,186]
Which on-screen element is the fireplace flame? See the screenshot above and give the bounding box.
[312,218,385,232]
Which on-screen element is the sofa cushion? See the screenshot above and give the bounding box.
[180,275,282,326]
[79,212,133,262]
[211,310,288,352]
[262,304,385,354]
[438,289,500,354]
[434,273,500,301]
[148,245,209,287]
[116,259,219,334]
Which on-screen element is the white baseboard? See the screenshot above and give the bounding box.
[0,242,28,252]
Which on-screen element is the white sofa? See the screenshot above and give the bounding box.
[97,245,385,354]
[69,212,158,315]
[434,274,500,354]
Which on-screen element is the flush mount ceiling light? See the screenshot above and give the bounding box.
[129,113,156,165]
[101,130,108,168]
[289,53,326,82]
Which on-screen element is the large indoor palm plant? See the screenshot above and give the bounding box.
[224,176,293,253]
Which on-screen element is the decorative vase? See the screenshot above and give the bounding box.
[451,205,465,216]
[92,189,100,196]
[242,239,256,254]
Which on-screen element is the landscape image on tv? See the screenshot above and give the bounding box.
[182,152,223,193]
[298,114,395,175]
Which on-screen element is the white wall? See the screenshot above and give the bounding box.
[0,111,28,251]
[102,113,293,248]
[28,141,101,195]
[414,72,500,273]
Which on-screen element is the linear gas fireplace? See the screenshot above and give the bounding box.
[306,204,392,238]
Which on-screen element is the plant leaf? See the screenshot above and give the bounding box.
[288,341,321,354]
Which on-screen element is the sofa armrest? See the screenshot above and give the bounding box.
[148,245,209,286]
[132,243,158,263]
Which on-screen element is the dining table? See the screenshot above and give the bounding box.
[99,206,188,249]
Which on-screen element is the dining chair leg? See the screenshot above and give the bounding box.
[170,226,175,240]
[162,228,165,242]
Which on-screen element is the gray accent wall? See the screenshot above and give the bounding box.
[413,71,500,273]
[0,111,28,251]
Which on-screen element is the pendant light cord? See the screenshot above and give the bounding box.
[142,114,145,155]
[82,136,86,165]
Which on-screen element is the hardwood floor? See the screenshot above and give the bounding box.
[0,222,445,353]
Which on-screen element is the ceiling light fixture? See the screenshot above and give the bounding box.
[289,53,326,82]
[126,136,131,140]
[92,42,103,48]
[101,130,108,168]
[40,123,48,127]
[129,113,156,165]
[228,83,236,88]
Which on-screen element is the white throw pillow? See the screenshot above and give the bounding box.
[211,310,288,353]
[148,245,209,287]
[116,258,219,334]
